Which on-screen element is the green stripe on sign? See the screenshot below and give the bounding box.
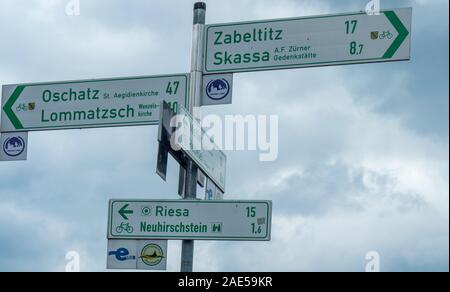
[383,11,409,59]
[3,85,26,130]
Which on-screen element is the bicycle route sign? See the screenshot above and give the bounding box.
[108,200,272,241]
[204,8,411,73]
[1,74,188,132]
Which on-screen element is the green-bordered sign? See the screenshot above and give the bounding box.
[108,200,272,241]
[1,74,189,132]
[204,8,411,73]
[175,105,227,193]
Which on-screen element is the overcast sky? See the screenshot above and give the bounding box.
[0,0,448,272]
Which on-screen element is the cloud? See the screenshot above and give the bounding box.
[245,161,429,216]
[0,202,70,271]
[206,207,448,272]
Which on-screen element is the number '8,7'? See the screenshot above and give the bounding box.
[350,41,364,55]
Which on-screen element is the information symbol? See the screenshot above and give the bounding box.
[141,206,151,216]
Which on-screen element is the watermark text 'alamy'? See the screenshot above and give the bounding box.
[170,108,279,162]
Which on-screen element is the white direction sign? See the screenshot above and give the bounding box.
[204,8,411,73]
[108,200,272,241]
[176,105,227,192]
[1,74,188,132]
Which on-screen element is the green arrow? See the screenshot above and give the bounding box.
[3,86,25,130]
[383,11,409,59]
[118,204,133,220]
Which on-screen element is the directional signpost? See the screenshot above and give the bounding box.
[0,1,413,272]
[108,200,272,241]
[1,74,188,132]
[204,8,411,73]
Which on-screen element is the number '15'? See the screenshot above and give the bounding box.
[246,207,256,218]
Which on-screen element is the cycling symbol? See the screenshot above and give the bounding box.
[379,30,394,40]
[116,222,134,234]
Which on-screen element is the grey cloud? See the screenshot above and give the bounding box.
[250,161,429,216]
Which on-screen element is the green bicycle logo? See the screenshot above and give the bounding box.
[16,103,36,112]
[115,222,134,234]
[16,104,28,112]
[379,30,394,40]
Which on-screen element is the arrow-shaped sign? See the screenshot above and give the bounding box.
[118,204,134,220]
[383,10,410,59]
[3,86,25,130]
[1,74,189,133]
[108,199,272,241]
[204,8,412,73]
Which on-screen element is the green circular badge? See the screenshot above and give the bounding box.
[140,243,164,266]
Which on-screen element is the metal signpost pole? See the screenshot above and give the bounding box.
[180,2,206,273]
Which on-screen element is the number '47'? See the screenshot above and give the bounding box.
[166,81,180,95]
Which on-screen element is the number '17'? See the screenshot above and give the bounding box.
[345,20,358,34]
